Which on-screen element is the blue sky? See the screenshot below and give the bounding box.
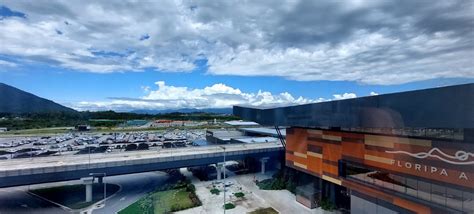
[0,1,473,111]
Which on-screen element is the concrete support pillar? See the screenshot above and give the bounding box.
[81,177,94,202]
[97,176,103,184]
[260,157,269,174]
[216,163,224,180]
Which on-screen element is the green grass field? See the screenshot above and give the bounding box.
[30,183,120,209]
[249,207,279,214]
[0,127,74,136]
[119,188,199,214]
[0,124,226,136]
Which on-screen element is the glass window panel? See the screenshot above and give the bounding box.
[431,183,446,206]
[392,175,406,193]
[383,173,395,190]
[446,187,463,211]
[463,191,474,213]
[406,178,417,197]
[417,180,431,201]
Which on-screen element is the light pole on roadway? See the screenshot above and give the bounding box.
[103,173,106,207]
[219,145,226,214]
[90,172,107,206]
[88,146,91,168]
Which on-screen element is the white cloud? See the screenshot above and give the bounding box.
[0,59,17,67]
[370,92,379,96]
[141,86,151,93]
[333,93,357,100]
[71,81,337,111]
[1,1,473,84]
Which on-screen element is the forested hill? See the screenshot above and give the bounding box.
[0,83,76,114]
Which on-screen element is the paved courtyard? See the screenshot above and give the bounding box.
[178,171,326,214]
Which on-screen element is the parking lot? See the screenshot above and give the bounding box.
[0,129,206,160]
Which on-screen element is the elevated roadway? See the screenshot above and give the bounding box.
[0,143,283,188]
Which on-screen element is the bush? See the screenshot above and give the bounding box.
[186,184,196,192]
[320,198,336,211]
[125,144,137,151]
[188,192,202,206]
[256,168,298,193]
[210,188,220,195]
[173,180,189,189]
[249,207,279,214]
[137,143,149,150]
[234,192,245,198]
[257,178,285,190]
[224,203,235,210]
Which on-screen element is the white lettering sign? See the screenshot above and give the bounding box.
[386,148,473,165]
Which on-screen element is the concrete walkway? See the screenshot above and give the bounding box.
[235,174,325,214]
[177,171,326,214]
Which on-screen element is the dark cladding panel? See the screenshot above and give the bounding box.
[233,83,474,129]
[375,84,473,128]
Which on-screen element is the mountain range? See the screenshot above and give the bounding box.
[130,108,232,115]
[0,83,232,115]
[0,83,76,113]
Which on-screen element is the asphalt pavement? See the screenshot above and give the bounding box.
[0,171,170,214]
[92,171,169,214]
[0,186,66,214]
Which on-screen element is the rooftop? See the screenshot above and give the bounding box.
[233,83,474,129]
[224,120,260,126]
[239,127,286,137]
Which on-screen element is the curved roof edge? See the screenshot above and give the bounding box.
[233,83,474,129]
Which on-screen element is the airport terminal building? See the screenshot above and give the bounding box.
[234,84,474,214]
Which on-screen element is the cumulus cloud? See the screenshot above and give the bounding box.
[0,59,17,67]
[333,93,357,100]
[1,1,473,84]
[71,81,337,111]
[370,92,379,96]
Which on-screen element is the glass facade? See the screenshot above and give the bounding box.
[345,162,474,213]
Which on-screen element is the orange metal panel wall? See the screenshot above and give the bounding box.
[285,127,474,214]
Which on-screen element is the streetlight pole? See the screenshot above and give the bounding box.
[88,146,91,168]
[219,145,226,214]
[103,173,106,207]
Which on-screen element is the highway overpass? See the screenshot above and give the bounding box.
[0,143,283,188]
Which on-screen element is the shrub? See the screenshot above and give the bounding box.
[137,143,149,150]
[256,168,299,193]
[125,144,137,151]
[174,181,183,189]
[224,203,235,210]
[249,207,279,214]
[257,178,285,190]
[186,184,196,192]
[320,198,336,211]
[188,192,202,206]
[234,192,245,198]
[210,188,220,195]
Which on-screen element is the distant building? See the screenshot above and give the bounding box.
[239,127,286,138]
[0,127,7,132]
[75,125,90,131]
[231,136,279,144]
[125,120,148,127]
[206,130,243,144]
[224,120,260,126]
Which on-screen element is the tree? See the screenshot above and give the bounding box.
[137,143,149,150]
[125,144,137,151]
